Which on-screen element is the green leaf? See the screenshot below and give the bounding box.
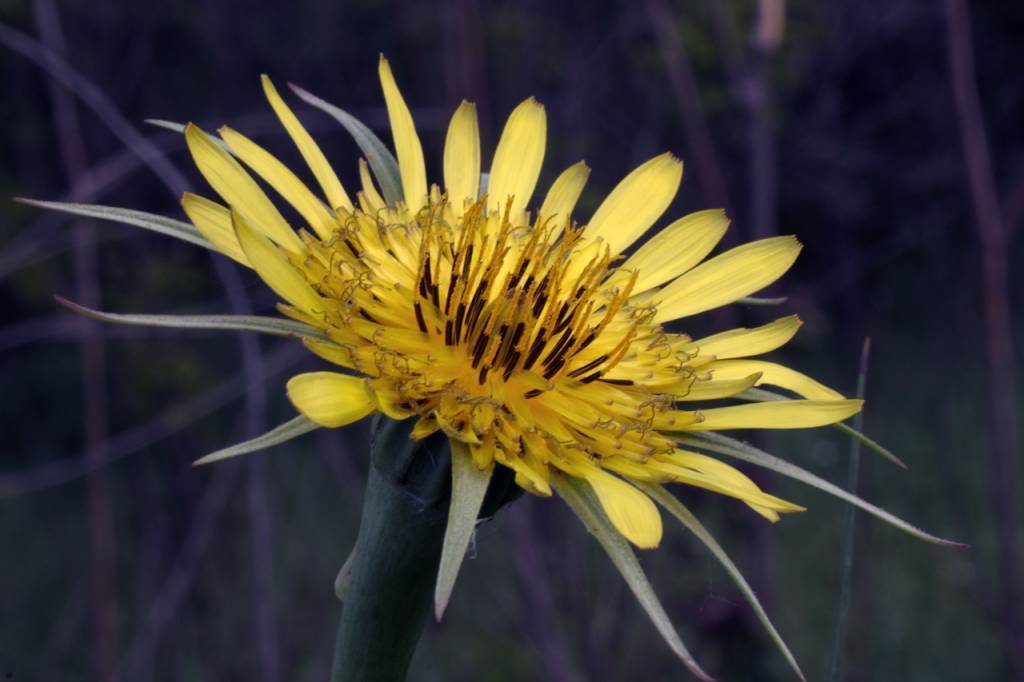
[434,439,492,621]
[735,296,788,306]
[676,431,967,548]
[56,296,328,341]
[287,83,404,206]
[194,415,319,465]
[334,547,357,601]
[17,198,213,251]
[639,482,805,681]
[551,475,715,682]
[145,119,234,152]
[740,387,907,468]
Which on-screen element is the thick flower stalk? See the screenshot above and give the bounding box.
[28,55,964,682]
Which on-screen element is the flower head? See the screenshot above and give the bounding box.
[29,54,965,682]
[179,56,860,549]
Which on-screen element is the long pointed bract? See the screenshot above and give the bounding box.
[194,415,319,465]
[676,431,967,548]
[17,198,212,250]
[553,475,716,682]
[639,482,805,681]
[56,297,328,341]
[434,440,492,621]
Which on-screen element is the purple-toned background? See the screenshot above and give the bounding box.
[2,1,1022,680]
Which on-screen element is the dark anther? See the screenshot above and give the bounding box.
[414,302,427,332]
[523,333,547,369]
[471,332,490,368]
[543,356,565,379]
[455,302,467,341]
[567,354,607,378]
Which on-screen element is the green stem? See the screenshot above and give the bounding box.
[330,417,522,681]
[330,464,447,681]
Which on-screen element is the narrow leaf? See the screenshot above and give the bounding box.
[552,474,715,682]
[145,119,234,152]
[194,415,319,465]
[676,431,967,548]
[287,83,403,206]
[18,198,213,251]
[334,547,357,601]
[639,482,805,681]
[435,440,492,621]
[735,296,788,306]
[740,387,907,468]
[57,296,328,341]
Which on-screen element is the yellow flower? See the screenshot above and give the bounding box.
[179,56,860,550]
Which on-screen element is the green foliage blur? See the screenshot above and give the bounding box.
[2,0,1022,680]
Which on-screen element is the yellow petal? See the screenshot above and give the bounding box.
[622,209,729,293]
[576,466,663,549]
[687,315,802,359]
[704,359,844,400]
[582,152,683,255]
[658,450,805,518]
[232,209,323,313]
[286,372,376,427]
[669,372,763,401]
[219,126,337,240]
[443,101,481,215]
[358,158,386,213]
[180,193,248,266]
[690,399,863,430]
[260,75,353,212]
[538,161,590,239]
[184,123,304,253]
[378,56,427,212]
[654,235,802,322]
[301,338,356,370]
[488,97,546,223]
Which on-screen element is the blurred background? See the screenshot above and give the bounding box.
[2,0,1022,680]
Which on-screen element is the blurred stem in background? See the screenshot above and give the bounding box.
[827,338,871,682]
[944,0,1024,675]
[32,2,118,680]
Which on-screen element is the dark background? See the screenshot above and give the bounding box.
[2,0,1022,680]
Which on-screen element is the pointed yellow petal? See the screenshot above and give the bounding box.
[705,359,844,400]
[658,450,805,517]
[488,97,546,222]
[443,101,481,215]
[582,153,683,255]
[180,193,248,266]
[687,315,802,359]
[357,158,386,213]
[690,399,863,430]
[669,372,763,401]
[623,209,729,293]
[286,372,376,427]
[184,123,304,253]
[219,126,337,240]
[575,467,663,549]
[261,75,353,212]
[378,56,427,212]
[538,160,590,239]
[654,235,802,322]
[232,210,323,313]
